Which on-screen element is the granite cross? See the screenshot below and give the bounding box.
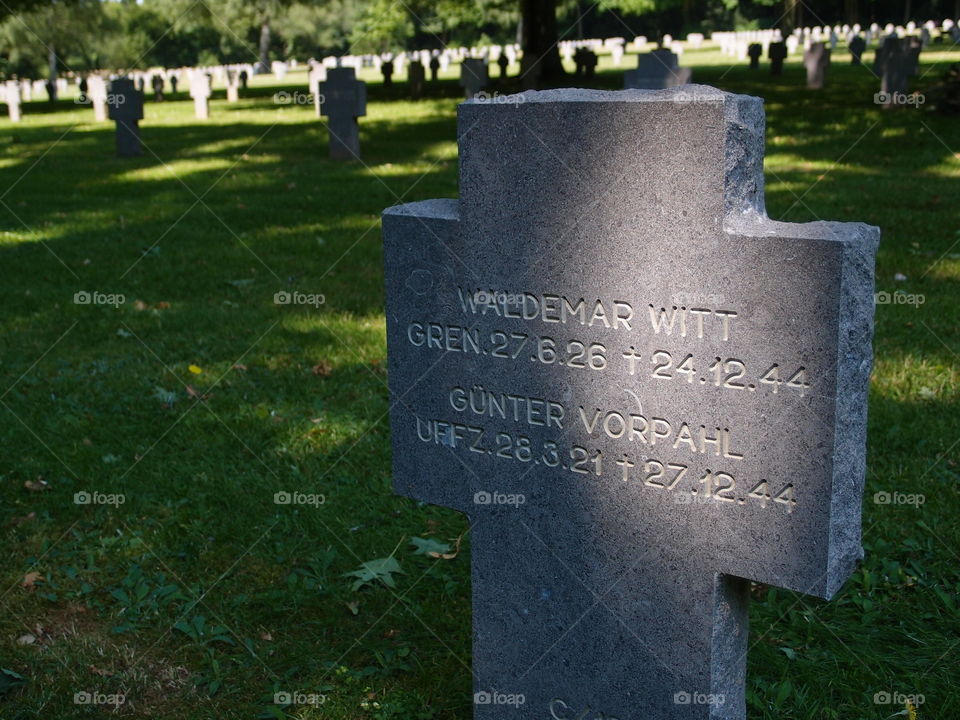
[383,87,877,719]
[107,78,144,157]
[319,67,366,160]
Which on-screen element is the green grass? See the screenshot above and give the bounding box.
[0,44,958,719]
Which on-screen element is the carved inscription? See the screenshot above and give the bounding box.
[406,287,811,513]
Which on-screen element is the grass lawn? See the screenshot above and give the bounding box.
[0,44,958,719]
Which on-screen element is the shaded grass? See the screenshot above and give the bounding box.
[0,46,958,719]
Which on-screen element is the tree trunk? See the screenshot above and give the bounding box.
[519,0,565,89]
[902,0,911,24]
[844,0,857,24]
[258,18,271,74]
[782,0,800,34]
[47,44,57,101]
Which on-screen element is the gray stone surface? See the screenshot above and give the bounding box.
[803,42,831,88]
[624,50,692,89]
[319,67,366,160]
[107,78,144,157]
[382,86,878,720]
[408,60,425,99]
[874,37,911,103]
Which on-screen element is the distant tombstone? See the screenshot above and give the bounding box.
[308,64,326,116]
[849,35,866,64]
[497,52,509,78]
[107,78,144,157]
[382,85,878,720]
[88,75,108,121]
[874,37,910,105]
[408,60,425,99]
[573,48,599,78]
[151,74,164,101]
[319,67,366,160]
[136,76,145,93]
[381,58,394,87]
[769,41,787,75]
[430,54,441,81]
[904,37,922,75]
[803,42,831,89]
[225,70,240,102]
[190,72,211,119]
[747,43,762,69]
[170,74,178,94]
[239,70,248,89]
[459,58,488,99]
[3,80,21,122]
[624,49,691,89]
[610,42,624,65]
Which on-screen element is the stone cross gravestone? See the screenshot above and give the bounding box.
[803,42,831,88]
[747,43,762,69]
[319,67,366,160]
[225,70,240,103]
[874,37,910,105]
[190,72,211,119]
[624,50,692,89]
[87,75,108,121]
[849,35,866,64]
[383,86,877,720]
[408,60,425,99]
[308,64,327,117]
[768,41,787,75]
[4,80,22,122]
[460,58,489,99]
[107,78,144,157]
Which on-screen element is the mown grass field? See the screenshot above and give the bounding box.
[0,42,958,719]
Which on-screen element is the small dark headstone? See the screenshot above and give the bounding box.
[768,42,787,75]
[381,59,394,87]
[170,75,178,94]
[849,35,866,64]
[319,67,367,160]
[151,74,164,102]
[430,55,440,82]
[107,77,144,157]
[803,42,831,89]
[747,43,762,69]
[408,60,425,99]
[239,70,248,89]
[874,37,910,106]
[497,53,509,78]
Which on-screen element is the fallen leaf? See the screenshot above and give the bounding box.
[21,572,42,590]
[24,478,49,492]
[188,364,203,375]
[312,362,332,377]
[156,301,170,309]
[133,300,148,311]
[383,629,400,638]
[16,634,35,645]
[89,665,114,677]
[232,363,248,371]
[345,601,360,615]
[82,438,93,446]
[10,512,35,526]
[186,385,212,401]
[259,631,273,641]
